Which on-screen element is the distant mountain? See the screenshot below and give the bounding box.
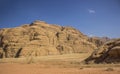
[88,36,110,47]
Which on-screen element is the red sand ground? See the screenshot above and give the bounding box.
[0,63,119,74]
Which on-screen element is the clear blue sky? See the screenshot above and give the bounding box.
[0,0,120,38]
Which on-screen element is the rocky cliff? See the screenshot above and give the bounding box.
[85,38,120,63]
[0,20,97,58]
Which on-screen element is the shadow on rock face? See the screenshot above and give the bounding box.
[85,38,120,64]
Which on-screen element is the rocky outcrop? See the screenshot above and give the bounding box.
[0,20,97,58]
[85,38,120,64]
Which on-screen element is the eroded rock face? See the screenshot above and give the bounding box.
[88,37,110,47]
[0,20,97,58]
[85,38,120,64]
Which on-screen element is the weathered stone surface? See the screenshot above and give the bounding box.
[88,37,110,47]
[85,38,120,64]
[0,20,97,58]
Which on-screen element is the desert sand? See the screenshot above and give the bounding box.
[0,53,120,74]
[0,63,120,74]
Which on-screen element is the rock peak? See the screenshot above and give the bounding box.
[30,20,49,27]
[33,20,47,24]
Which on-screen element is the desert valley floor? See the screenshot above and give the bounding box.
[0,53,120,74]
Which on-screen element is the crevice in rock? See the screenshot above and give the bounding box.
[15,48,22,58]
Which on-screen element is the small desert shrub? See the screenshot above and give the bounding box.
[79,67,84,69]
[26,55,34,64]
[105,67,114,71]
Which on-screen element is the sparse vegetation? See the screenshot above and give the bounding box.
[105,67,114,71]
[26,55,34,64]
[79,67,84,69]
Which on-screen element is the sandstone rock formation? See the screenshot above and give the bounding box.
[85,38,120,64]
[0,20,97,58]
[88,37,110,47]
